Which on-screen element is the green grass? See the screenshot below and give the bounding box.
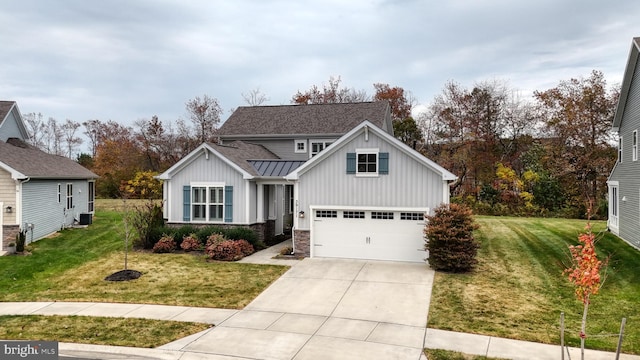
[0,315,210,348]
[424,349,505,360]
[428,216,640,355]
[0,205,289,346]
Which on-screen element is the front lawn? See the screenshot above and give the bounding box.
[0,210,288,308]
[428,217,640,355]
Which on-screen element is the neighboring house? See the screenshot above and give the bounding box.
[608,37,640,250]
[157,102,456,262]
[0,101,98,252]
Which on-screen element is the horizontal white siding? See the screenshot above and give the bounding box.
[296,131,445,229]
[22,179,91,241]
[0,169,16,225]
[166,152,248,223]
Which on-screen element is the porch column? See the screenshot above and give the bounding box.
[256,184,264,222]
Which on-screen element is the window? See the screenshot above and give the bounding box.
[371,211,394,219]
[88,181,95,212]
[401,212,423,220]
[310,141,334,157]
[619,136,623,163]
[57,184,61,204]
[192,185,224,222]
[66,183,73,210]
[633,130,638,161]
[316,210,337,218]
[294,140,306,153]
[343,211,365,219]
[355,149,380,175]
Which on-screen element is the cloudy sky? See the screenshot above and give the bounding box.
[1,0,639,128]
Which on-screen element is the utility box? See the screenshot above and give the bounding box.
[79,213,93,225]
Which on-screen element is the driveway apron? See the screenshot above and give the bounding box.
[178,258,435,360]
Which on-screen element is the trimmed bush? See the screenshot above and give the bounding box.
[206,240,244,261]
[424,203,480,272]
[153,234,176,253]
[196,226,225,243]
[236,239,255,256]
[206,233,226,248]
[172,225,198,248]
[224,227,262,249]
[180,234,202,252]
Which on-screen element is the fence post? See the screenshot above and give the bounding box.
[615,317,626,360]
[560,312,565,360]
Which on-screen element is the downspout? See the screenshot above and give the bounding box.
[16,177,30,236]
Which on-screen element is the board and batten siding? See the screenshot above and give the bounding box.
[610,56,640,249]
[0,111,24,141]
[0,169,16,225]
[166,151,248,223]
[295,131,445,230]
[21,179,91,241]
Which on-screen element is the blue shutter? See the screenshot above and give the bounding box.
[224,186,233,223]
[183,185,191,221]
[346,153,356,174]
[379,152,389,175]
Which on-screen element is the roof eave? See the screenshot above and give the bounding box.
[613,38,640,129]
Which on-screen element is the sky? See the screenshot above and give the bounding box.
[1,0,639,130]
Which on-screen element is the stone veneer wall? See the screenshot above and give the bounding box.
[2,225,19,250]
[293,229,310,257]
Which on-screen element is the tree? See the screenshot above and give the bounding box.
[242,87,269,106]
[61,118,83,159]
[373,83,423,146]
[82,119,102,157]
[535,70,618,214]
[22,112,46,148]
[292,76,369,104]
[185,94,223,144]
[564,220,608,360]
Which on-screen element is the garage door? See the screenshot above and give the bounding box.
[311,208,427,262]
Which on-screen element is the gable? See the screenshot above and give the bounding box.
[0,101,29,142]
[287,121,456,182]
[219,101,393,138]
[613,37,640,131]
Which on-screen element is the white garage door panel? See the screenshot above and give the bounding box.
[313,209,427,262]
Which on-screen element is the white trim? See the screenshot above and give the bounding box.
[189,182,226,222]
[355,148,380,177]
[294,140,307,154]
[156,144,254,180]
[245,181,251,223]
[619,136,623,163]
[0,201,3,251]
[309,139,336,158]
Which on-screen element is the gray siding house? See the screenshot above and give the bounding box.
[608,37,640,250]
[0,101,98,253]
[158,102,456,262]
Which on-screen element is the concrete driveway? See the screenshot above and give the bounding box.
[174,258,434,360]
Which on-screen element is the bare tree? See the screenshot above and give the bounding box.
[62,119,83,158]
[22,112,47,148]
[292,76,369,104]
[82,119,103,157]
[185,94,223,144]
[242,87,270,106]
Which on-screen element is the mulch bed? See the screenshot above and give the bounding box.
[104,269,142,282]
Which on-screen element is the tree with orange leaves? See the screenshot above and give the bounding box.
[564,221,608,360]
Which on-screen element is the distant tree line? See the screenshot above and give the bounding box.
[21,71,619,219]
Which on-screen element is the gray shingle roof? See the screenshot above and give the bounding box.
[0,138,98,179]
[207,141,279,176]
[248,160,306,177]
[218,101,391,137]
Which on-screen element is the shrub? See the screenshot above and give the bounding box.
[15,230,26,252]
[130,201,165,249]
[279,246,293,256]
[196,226,225,243]
[224,227,262,249]
[235,239,254,256]
[153,234,176,253]
[206,240,244,261]
[180,234,202,252]
[424,203,480,272]
[172,225,198,248]
[206,233,226,247]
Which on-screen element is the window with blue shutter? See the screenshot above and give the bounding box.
[224,186,233,222]
[379,152,389,175]
[346,153,356,174]
[183,185,191,221]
